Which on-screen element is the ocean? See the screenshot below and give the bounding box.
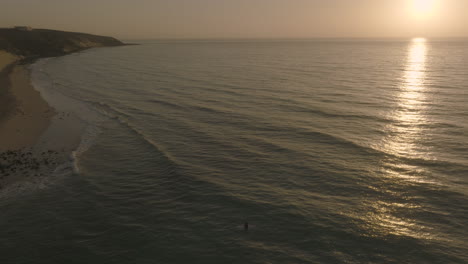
[1,39,467,263]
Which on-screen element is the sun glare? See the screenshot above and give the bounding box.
[410,0,438,19]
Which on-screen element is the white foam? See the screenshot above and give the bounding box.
[1,58,110,194]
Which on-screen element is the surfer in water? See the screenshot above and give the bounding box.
[244,222,249,231]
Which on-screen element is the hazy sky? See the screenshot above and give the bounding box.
[1,0,467,39]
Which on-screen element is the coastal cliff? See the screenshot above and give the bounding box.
[0,28,125,58]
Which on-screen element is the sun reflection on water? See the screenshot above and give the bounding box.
[405,38,427,91]
[359,38,435,239]
[383,37,430,159]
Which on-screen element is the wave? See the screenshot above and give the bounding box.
[27,58,105,178]
[146,98,186,110]
[283,103,393,123]
[83,100,181,172]
[32,59,182,180]
[236,122,468,174]
[31,56,468,186]
[70,124,101,173]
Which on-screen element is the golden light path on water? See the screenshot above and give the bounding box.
[360,38,436,239]
[384,37,429,159]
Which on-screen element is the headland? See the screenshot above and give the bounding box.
[0,27,126,189]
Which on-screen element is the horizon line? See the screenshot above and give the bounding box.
[120,36,468,41]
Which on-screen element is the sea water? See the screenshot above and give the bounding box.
[1,39,467,263]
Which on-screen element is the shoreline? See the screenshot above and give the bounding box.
[0,54,81,190]
[0,64,56,151]
[0,53,58,188]
[0,43,125,190]
[0,28,127,189]
[0,54,90,190]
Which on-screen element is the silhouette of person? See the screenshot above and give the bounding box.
[244,222,249,231]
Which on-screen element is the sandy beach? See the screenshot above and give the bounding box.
[0,51,18,123]
[0,51,17,70]
[0,28,126,190]
[0,51,59,188]
[0,54,89,190]
[0,58,55,150]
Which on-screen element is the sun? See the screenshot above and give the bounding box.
[409,0,438,19]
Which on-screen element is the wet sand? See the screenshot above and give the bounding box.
[0,51,19,123]
[0,51,58,189]
[0,65,55,150]
[0,56,89,191]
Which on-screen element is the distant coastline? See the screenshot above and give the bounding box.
[0,28,127,189]
[0,27,126,59]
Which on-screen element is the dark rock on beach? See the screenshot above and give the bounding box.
[0,149,60,187]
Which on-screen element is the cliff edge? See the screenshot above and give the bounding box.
[0,28,125,58]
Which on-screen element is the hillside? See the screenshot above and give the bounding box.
[0,28,125,58]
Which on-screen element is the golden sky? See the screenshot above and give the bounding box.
[1,0,467,39]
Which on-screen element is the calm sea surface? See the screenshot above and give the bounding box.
[1,39,468,263]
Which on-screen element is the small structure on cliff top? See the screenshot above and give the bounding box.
[14,26,32,31]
